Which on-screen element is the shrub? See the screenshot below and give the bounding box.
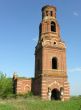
[0,72,13,98]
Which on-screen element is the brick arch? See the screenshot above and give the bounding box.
[23,84,31,93]
[48,80,62,91]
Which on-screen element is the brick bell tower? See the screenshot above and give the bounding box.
[34,5,70,101]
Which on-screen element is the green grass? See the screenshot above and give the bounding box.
[0,96,81,110]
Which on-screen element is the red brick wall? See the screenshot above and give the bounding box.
[13,78,31,94]
[41,76,70,100]
[34,5,70,101]
[32,77,41,96]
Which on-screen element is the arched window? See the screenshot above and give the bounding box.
[46,11,49,16]
[51,21,56,32]
[50,11,53,16]
[52,57,57,69]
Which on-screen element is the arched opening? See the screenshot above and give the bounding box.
[46,11,49,16]
[50,11,53,16]
[52,57,57,69]
[51,21,56,32]
[51,88,60,100]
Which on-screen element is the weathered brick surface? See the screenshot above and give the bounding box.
[34,5,70,100]
[32,77,41,95]
[13,5,70,101]
[13,77,31,94]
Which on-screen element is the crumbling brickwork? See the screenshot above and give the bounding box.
[13,74,31,94]
[13,5,70,101]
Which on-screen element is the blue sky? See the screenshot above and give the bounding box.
[0,0,81,96]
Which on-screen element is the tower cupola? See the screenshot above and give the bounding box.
[42,5,56,20]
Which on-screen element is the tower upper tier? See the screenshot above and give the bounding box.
[36,5,66,50]
[38,5,61,42]
[42,5,56,20]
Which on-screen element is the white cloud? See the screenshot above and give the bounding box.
[73,12,79,16]
[68,67,81,73]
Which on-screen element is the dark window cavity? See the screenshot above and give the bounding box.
[50,11,53,16]
[52,57,57,69]
[46,11,49,16]
[51,21,56,32]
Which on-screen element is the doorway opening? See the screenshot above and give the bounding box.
[51,88,60,100]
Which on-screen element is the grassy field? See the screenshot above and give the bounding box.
[0,96,81,110]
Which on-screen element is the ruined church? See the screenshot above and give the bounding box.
[13,5,70,101]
